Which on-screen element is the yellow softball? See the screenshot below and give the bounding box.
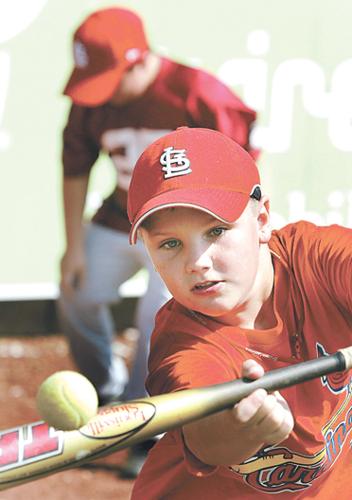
[36,370,98,431]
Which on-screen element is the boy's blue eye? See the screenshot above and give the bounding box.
[210,227,226,237]
[160,239,180,249]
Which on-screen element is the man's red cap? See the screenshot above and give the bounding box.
[128,127,261,244]
[63,7,149,106]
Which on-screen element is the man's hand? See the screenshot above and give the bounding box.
[60,175,89,295]
[60,246,86,295]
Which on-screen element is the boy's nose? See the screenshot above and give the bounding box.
[185,246,212,274]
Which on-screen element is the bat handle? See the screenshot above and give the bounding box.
[339,346,352,370]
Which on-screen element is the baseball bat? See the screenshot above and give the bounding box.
[1,346,351,490]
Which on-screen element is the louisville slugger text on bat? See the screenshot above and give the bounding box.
[1,346,352,490]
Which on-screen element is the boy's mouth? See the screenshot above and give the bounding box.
[192,281,219,291]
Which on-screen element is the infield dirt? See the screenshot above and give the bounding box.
[0,333,137,500]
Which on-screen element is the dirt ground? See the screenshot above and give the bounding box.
[0,333,139,500]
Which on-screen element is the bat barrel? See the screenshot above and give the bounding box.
[107,350,348,442]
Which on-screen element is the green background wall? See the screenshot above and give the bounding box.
[1,0,351,299]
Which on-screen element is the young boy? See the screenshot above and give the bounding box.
[127,127,352,498]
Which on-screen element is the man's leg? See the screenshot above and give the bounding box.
[57,223,140,404]
[122,244,171,400]
[119,241,171,478]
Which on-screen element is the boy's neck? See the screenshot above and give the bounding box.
[233,245,275,330]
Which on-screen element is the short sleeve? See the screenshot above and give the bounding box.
[62,104,99,176]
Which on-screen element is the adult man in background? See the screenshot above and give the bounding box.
[58,6,258,477]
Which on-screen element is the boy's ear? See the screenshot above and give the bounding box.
[257,195,271,243]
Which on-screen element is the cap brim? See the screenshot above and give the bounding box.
[129,188,249,244]
[63,64,127,106]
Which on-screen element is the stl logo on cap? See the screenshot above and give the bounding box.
[160,146,192,179]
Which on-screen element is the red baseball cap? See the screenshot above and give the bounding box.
[63,8,149,106]
[128,127,261,244]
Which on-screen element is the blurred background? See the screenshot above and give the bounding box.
[1,0,351,306]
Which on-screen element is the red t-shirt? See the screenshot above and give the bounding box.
[132,221,352,499]
[62,57,258,232]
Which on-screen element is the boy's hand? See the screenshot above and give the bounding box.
[183,359,294,467]
[231,359,294,447]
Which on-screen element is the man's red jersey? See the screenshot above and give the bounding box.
[63,57,257,233]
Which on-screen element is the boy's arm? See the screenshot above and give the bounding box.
[182,359,294,467]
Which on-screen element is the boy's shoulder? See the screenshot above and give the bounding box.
[269,220,351,275]
[270,220,350,254]
[161,57,253,110]
[162,57,223,85]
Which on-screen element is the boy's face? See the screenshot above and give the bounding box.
[140,201,272,325]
